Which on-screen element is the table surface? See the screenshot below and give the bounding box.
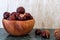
[0,28,56,40]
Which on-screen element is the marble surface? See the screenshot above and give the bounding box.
[0,28,56,40]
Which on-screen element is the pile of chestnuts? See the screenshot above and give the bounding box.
[35,29,50,39]
[3,7,33,21]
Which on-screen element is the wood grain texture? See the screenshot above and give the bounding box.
[2,19,35,36]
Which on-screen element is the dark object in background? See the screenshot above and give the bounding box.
[16,7,25,14]
[3,12,10,19]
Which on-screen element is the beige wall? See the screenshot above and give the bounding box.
[0,0,60,29]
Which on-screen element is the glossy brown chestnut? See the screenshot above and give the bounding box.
[3,12,10,19]
[17,13,33,21]
[11,12,17,16]
[41,30,50,38]
[15,13,20,20]
[2,19,35,36]
[16,7,25,14]
[35,29,42,35]
[17,14,26,21]
[7,12,16,20]
[25,13,33,20]
[54,28,60,40]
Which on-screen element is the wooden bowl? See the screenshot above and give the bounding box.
[2,19,35,36]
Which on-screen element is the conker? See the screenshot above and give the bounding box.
[25,13,33,20]
[7,12,16,20]
[11,12,19,20]
[54,29,60,40]
[17,14,26,21]
[3,12,10,19]
[35,29,42,35]
[16,7,25,14]
[15,13,20,20]
[11,12,17,16]
[17,13,33,21]
[41,30,50,39]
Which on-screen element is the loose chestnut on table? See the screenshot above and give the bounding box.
[35,29,42,35]
[41,30,50,39]
[54,28,60,40]
[2,7,35,36]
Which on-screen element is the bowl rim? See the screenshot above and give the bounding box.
[2,19,35,21]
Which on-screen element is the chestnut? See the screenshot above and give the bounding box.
[35,29,42,35]
[41,30,50,39]
[3,12,10,19]
[7,12,16,20]
[25,13,33,20]
[54,28,60,40]
[11,12,19,20]
[11,12,17,16]
[18,14,27,21]
[16,7,25,14]
[17,13,33,21]
[15,13,20,20]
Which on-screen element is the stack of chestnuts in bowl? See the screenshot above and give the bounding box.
[2,7,35,36]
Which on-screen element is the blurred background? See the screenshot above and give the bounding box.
[0,0,60,29]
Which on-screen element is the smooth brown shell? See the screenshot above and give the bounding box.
[2,19,35,36]
[54,28,60,40]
